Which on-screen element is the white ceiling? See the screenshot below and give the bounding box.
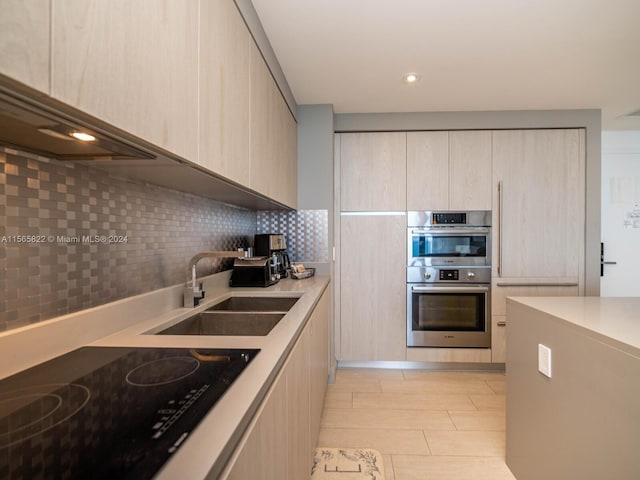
[251,0,640,130]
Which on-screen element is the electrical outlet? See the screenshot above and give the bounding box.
[538,344,552,378]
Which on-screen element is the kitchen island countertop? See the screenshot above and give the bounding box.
[507,296,640,357]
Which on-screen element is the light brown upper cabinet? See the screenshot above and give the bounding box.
[492,129,585,281]
[0,0,50,93]
[51,0,199,162]
[407,130,492,211]
[339,132,407,211]
[449,131,492,210]
[250,44,297,209]
[199,0,251,186]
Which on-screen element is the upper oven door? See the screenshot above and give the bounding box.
[408,227,491,267]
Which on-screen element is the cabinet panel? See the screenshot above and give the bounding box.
[406,130,491,211]
[449,130,492,210]
[492,129,584,280]
[340,214,406,361]
[225,376,288,480]
[52,0,198,161]
[286,325,311,480]
[491,315,507,363]
[406,131,449,210]
[491,128,585,363]
[199,0,251,186]
[310,289,329,448]
[276,95,298,208]
[250,44,297,208]
[224,291,328,478]
[0,0,50,93]
[340,132,406,211]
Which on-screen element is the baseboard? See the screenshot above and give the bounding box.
[337,360,506,372]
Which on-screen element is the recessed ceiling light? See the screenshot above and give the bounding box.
[70,131,96,142]
[403,73,420,84]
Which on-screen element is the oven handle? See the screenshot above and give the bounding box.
[497,180,503,277]
[411,285,490,294]
[410,228,490,235]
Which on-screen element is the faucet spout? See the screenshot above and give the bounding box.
[184,250,247,307]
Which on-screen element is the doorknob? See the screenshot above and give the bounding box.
[600,242,617,277]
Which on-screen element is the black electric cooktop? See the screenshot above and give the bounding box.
[0,346,259,480]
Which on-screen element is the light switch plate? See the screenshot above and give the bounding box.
[538,344,552,378]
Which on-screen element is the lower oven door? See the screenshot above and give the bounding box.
[407,284,491,348]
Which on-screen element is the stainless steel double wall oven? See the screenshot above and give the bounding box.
[407,211,492,348]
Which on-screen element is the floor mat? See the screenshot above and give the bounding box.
[311,448,385,479]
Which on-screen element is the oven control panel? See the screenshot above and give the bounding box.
[407,266,491,284]
[433,212,466,224]
[439,269,459,280]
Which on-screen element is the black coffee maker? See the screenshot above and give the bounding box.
[254,234,291,279]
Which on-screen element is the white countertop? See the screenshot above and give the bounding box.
[0,271,330,479]
[507,296,640,357]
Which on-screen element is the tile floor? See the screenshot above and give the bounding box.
[316,368,517,480]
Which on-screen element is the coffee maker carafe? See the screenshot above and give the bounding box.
[254,234,291,278]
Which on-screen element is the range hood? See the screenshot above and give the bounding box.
[0,91,155,161]
[0,87,291,211]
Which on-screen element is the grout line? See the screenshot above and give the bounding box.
[421,429,433,456]
[447,410,458,430]
[387,453,396,480]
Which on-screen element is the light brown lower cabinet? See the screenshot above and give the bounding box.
[224,376,288,480]
[221,289,329,479]
[491,315,507,363]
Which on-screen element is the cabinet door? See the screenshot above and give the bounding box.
[250,44,298,208]
[52,0,199,161]
[449,130,492,210]
[340,132,406,211]
[491,315,507,363]
[310,289,330,449]
[406,130,491,211]
[286,324,311,480]
[340,214,406,361]
[407,131,449,210]
[225,375,288,480]
[275,94,298,208]
[492,129,585,280]
[199,0,251,186]
[0,0,50,93]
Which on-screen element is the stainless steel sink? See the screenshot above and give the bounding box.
[155,296,299,336]
[207,296,299,312]
[157,312,285,336]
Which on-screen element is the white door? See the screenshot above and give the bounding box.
[601,131,640,296]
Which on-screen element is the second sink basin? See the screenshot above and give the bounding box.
[154,296,300,336]
[207,296,299,312]
[157,312,285,336]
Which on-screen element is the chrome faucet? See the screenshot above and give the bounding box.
[184,250,247,307]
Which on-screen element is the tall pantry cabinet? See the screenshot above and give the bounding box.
[337,132,408,361]
[490,128,585,362]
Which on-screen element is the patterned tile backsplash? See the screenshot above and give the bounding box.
[0,150,256,331]
[257,210,329,264]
